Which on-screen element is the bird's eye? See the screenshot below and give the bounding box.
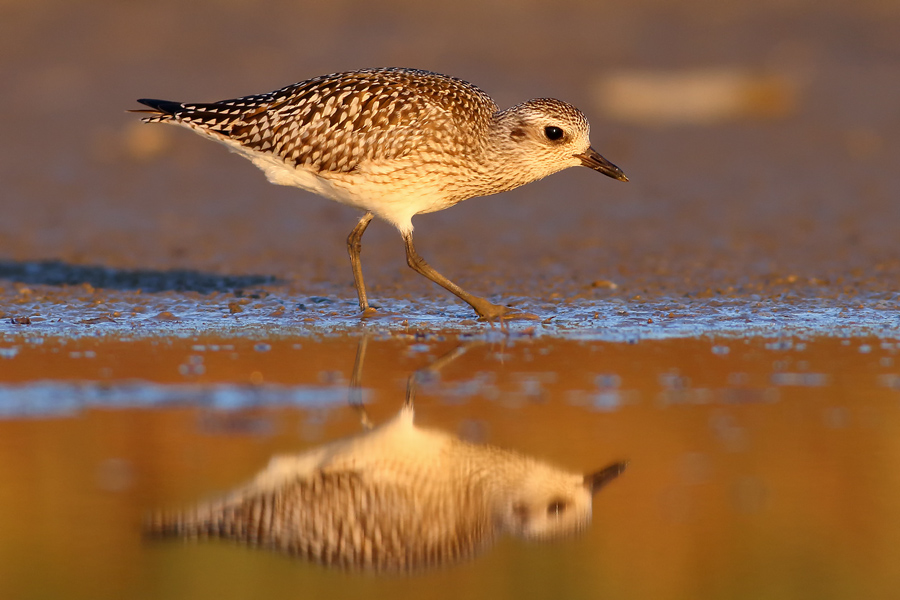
[544,126,565,141]
[547,499,568,516]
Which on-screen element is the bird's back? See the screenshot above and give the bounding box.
[145,468,495,571]
[137,68,499,176]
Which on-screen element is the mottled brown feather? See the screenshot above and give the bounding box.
[145,468,495,572]
[142,68,498,175]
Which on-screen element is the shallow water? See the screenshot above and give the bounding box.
[2,331,899,599]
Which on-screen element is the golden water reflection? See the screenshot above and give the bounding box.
[145,341,626,571]
[1,333,899,599]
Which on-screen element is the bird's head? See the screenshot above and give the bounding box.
[493,98,627,183]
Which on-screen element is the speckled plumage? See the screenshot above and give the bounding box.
[144,405,627,572]
[142,69,494,175]
[136,68,627,319]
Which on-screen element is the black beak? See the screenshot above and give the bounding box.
[575,148,628,181]
[584,461,629,494]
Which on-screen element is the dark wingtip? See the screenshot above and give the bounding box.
[141,511,176,539]
[135,98,184,115]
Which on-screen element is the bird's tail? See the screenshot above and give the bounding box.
[130,98,185,123]
[143,496,243,540]
[143,488,282,548]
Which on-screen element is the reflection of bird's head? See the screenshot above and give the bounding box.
[495,463,595,541]
[495,459,627,541]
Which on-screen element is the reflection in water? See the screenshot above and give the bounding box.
[145,340,627,572]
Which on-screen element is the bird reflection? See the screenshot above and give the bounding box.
[145,338,627,572]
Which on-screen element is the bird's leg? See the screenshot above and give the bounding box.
[347,212,376,314]
[402,232,537,321]
[405,341,484,410]
[349,334,373,430]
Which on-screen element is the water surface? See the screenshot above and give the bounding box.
[1,332,898,599]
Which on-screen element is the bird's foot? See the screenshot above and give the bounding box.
[472,300,539,323]
[359,306,379,318]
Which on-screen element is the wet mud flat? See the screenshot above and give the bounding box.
[2,272,899,341]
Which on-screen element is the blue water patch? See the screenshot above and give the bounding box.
[0,381,362,419]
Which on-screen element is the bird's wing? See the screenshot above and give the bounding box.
[139,68,498,174]
[144,467,489,571]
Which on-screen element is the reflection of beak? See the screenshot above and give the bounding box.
[575,148,629,181]
[584,461,628,494]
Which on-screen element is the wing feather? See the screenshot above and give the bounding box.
[140,68,498,174]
